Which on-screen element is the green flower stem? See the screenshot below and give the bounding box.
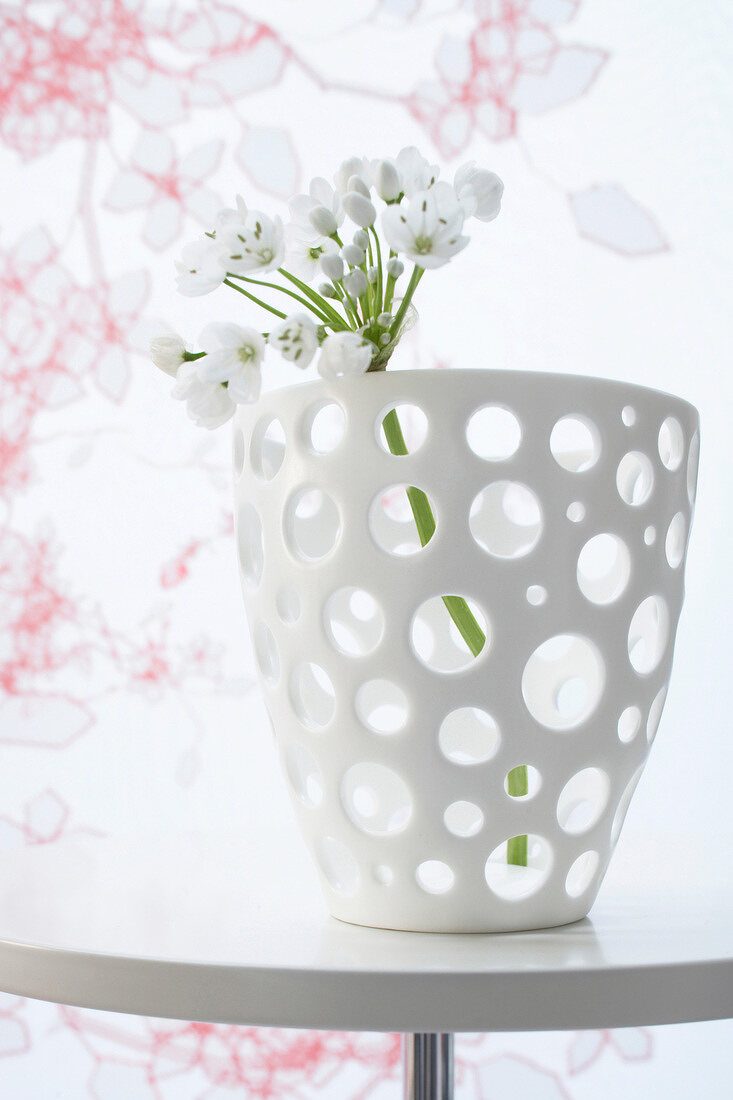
[331,281,360,327]
[223,278,286,320]
[382,401,528,869]
[369,227,384,318]
[381,407,485,659]
[278,269,350,331]
[227,273,331,324]
[507,802,529,865]
[383,274,397,315]
[341,284,363,326]
[390,265,424,339]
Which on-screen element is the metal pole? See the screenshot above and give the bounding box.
[403,1033,454,1100]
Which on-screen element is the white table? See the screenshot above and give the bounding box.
[0,833,730,1098]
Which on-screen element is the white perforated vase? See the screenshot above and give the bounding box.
[232,369,699,932]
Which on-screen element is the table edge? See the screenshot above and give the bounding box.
[1,937,731,1033]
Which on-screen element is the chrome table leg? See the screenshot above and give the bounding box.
[403,1033,454,1099]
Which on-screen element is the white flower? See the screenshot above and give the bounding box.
[318,330,373,380]
[374,160,401,202]
[269,313,318,368]
[197,323,264,404]
[342,268,367,298]
[454,162,504,222]
[309,205,339,238]
[346,175,371,198]
[284,228,337,282]
[386,257,404,278]
[214,194,248,231]
[175,239,226,297]
[342,191,377,228]
[288,177,343,245]
[394,146,439,196]
[333,156,373,196]
[218,211,285,275]
[341,243,365,267]
[150,333,186,376]
[382,182,468,269]
[320,252,344,281]
[171,362,235,429]
[368,148,438,207]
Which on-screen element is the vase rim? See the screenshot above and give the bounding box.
[253,367,698,420]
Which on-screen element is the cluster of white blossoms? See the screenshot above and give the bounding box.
[151,147,503,428]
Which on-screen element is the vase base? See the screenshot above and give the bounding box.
[326,900,594,935]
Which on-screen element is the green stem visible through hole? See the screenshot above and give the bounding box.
[506,769,529,866]
[380,405,529,867]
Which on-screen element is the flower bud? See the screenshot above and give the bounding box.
[309,205,338,237]
[320,252,344,281]
[367,265,379,284]
[342,243,365,266]
[379,333,391,346]
[377,312,393,328]
[352,229,369,249]
[150,333,186,376]
[342,191,377,228]
[347,174,371,198]
[343,268,368,298]
[318,282,338,298]
[375,160,401,202]
[386,257,404,279]
[318,330,374,380]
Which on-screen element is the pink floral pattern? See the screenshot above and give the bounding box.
[0,0,707,1094]
[407,0,607,154]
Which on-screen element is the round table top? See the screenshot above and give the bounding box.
[0,832,730,1033]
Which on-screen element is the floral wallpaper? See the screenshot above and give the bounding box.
[2,0,731,1096]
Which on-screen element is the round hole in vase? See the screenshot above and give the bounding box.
[376,403,428,454]
[290,662,336,730]
[416,860,455,895]
[341,762,413,837]
[504,765,541,800]
[522,634,605,731]
[410,594,490,673]
[617,451,654,506]
[355,679,408,735]
[303,400,346,455]
[251,416,286,480]
[469,481,542,559]
[438,707,501,765]
[284,487,341,563]
[443,800,484,838]
[324,586,385,658]
[485,835,553,901]
[369,484,436,556]
[550,415,601,473]
[466,404,522,460]
[565,850,600,898]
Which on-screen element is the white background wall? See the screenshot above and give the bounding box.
[1,0,731,1095]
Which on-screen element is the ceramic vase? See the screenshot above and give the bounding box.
[233,368,699,932]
